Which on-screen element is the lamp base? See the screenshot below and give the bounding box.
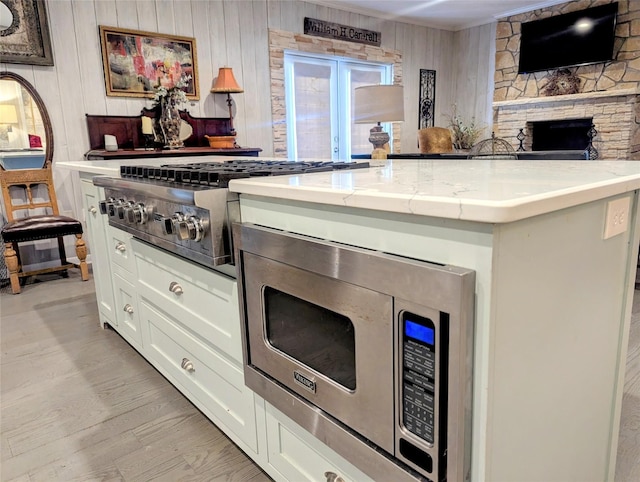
[368,124,390,150]
[371,148,388,161]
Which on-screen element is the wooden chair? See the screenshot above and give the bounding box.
[418,127,454,154]
[0,163,89,294]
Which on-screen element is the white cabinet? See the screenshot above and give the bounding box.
[133,239,258,455]
[263,402,374,482]
[112,271,142,349]
[75,168,380,482]
[134,238,244,363]
[107,225,137,275]
[105,225,142,350]
[80,174,142,349]
[79,175,115,328]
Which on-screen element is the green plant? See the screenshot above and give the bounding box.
[446,106,483,150]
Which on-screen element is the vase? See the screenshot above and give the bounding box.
[159,99,183,149]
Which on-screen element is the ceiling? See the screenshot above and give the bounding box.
[307,0,569,31]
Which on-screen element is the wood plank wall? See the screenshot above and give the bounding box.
[0,0,496,224]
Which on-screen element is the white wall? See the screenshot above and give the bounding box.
[0,0,495,221]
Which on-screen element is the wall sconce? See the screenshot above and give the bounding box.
[211,67,243,138]
[354,85,404,160]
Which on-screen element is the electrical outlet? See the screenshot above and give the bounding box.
[604,196,631,240]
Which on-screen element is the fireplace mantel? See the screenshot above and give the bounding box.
[493,87,639,108]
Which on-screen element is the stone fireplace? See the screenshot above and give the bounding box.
[492,0,640,160]
[493,88,639,159]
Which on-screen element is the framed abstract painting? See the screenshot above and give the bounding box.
[99,25,199,100]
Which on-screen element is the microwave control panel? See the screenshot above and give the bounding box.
[401,312,436,444]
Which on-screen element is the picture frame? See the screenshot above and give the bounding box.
[0,0,54,66]
[99,25,199,100]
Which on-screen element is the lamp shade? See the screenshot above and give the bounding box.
[211,67,244,93]
[0,104,18,124]
[354,85,404,124]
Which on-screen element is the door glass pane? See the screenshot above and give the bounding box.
[264,286,356,390]
[291,61,333,159]
[349,68,386,156]
[285,52,391,161]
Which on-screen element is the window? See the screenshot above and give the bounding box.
[284,52,391,161]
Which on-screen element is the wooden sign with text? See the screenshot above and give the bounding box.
[303,17,381,47]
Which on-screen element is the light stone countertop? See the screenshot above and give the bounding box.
[57,158,640,224]
[228,159,640,223]
[56,156,239,176]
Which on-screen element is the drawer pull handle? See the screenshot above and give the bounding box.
[324,472,344,482]
[181,358,195,372]
[123,304,134,314]
[115,242,126,252]
[89,206,97,214]
[169,281,183,295]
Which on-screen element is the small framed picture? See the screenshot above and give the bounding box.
[0,0,54,66]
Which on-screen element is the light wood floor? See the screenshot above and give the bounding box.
[1,272,639,481]
[0,272,271,482]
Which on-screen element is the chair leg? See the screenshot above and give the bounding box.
[57,236,68,264]
[4,242,21,294]
[75,234,89,281]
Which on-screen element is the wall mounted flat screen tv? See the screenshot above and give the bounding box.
[518,2,618,74]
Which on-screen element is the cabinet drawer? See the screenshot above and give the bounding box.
[112,272,142,349]
[139,299,258,452]
[265,403,374,482]
[133,239,242,363]
[106,225,136,275]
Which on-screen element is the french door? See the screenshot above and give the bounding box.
[284,52,391,161]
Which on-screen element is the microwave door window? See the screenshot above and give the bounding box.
[264,286,356,390]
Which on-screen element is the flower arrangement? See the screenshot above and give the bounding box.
[446,105,483,150]
[152,74,192,108]
[152,74,192,149]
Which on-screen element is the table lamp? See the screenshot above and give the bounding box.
[211,67,243,142]
[354,85,404,160]
[0,104,19,147]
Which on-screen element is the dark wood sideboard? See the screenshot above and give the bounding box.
[85,109,261,159]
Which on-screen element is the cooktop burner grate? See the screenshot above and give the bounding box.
[120,160,370,188]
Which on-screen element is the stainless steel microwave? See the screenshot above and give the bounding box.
[234,223,475,482]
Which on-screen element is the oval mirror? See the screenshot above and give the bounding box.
[0,71,53,168]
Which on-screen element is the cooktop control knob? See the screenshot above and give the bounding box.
[156,214,174,235]
[175,218,189,241]
[115,200,133,220]
[98,197,115,215]
[132,203,150,224]
[169,214,204,242]
[123,205,136,224]
[185,216,205,242]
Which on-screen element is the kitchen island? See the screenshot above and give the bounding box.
[228,158,640,482]
[58,157,640,482]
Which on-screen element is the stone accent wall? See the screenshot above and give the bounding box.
[494,0,639,101]
[492,0,640,160]
[268,29,402,157]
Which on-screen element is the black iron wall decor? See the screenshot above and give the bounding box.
[418,69,436,129]
[586,124,599,160]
